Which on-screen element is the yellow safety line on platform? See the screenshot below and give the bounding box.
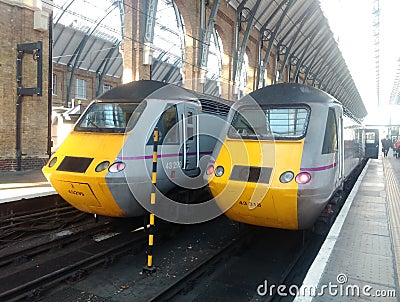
[0,182,50,190]
[383,157,400,281]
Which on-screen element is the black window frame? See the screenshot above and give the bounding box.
[147,104,180,145]
[322,108,338,154]
[228,104,311,141]
[74,100,146,133]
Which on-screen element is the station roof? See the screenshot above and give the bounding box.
[229,0,367,119]
[52,0,123,78]
[52,0,368,119]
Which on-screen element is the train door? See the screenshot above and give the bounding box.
[365,129,379,159]
[337,111,344,182]
[180,103,200,176]
[324,107,342,187]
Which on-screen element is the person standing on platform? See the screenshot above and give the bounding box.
[394,138,400,159]
[381,135,392,157]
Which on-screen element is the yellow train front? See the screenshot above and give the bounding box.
[43,80,233,218]
[207,83,364,230]
[41,81,168,217]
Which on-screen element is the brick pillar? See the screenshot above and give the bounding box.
[121,0,151,83]
[176,0,202,92]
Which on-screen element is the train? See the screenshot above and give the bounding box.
[205,83,368,230]
[43,80,231,219]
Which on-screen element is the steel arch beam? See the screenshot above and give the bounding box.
[198,0,220,72]
[54,0,77,26]
[276,1,319,83]
[95,43,119,96]
[291,17,325,82]
[86,41,108,71]
[258,0,295,88]
[256,1,282,88]
[65,3,119,106]
[309,48,339,86]
[233,0,262,95]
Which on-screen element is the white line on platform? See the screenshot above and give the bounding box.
[293,160,371,302]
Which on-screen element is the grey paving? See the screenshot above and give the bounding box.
[297,159,400,301]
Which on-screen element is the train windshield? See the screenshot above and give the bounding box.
[75,101,146,133]
[229,105,310,140]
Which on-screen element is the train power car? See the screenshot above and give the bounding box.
[206,83,365,230]
[43,80,230,218]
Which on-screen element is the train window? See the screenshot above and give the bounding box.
[365,132,376,144]
[148,105,179,145]
[75,101,145,133]
[266,107,309,138]
[229,108,270,139]
[229,105,309,140]
[322,108,338,154]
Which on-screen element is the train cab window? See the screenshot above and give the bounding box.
[229,105,309,140]
[229,108,270,139]
[75,101,145,133]
[322,108,338,154]
[266,107,309,139]
[148,105,179,145]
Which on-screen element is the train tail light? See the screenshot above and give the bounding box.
[295,172,311,184]
[206,165,215,175]
[108,162,126,173]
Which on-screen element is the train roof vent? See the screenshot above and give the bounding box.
[199,99,231,117]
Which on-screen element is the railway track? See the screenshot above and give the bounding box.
[145,226,313,302]
[0,162,366,302]
[0,194,91,242]
[145,163,367,302]
[0,215,119,269]
[0,220,154,302]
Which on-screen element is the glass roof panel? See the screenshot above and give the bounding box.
[153,0,185,66]
[53,0,123,43]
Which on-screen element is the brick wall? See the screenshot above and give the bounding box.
[0,1,50,171]
[52,63,121,108]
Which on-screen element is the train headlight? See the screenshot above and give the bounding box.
[48,157,57,167]
[95,161,110,172]
[215,166,224,177]
[108,162,126,173]
[279,171,294,183]
[295,172,311,184]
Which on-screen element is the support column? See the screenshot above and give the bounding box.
[179,0,202,92]
[121,0,151,83]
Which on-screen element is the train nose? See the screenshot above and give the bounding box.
[43,156,127,217]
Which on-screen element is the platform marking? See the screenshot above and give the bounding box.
[293,160,370,302]
[383,158,400,285]
[1,187,57,203]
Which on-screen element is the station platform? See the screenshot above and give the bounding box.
[0,169,56,203]
[295,156,400,301]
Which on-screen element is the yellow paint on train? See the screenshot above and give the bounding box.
[42,131,126,217]
[208,138,304,229]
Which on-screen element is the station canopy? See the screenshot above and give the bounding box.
[52,0,368,120]
[229,0,367,120]
[52,0,123,79]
